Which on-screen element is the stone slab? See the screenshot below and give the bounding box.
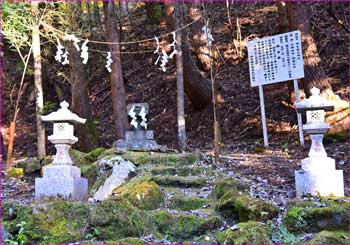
[125,130,154,140]
[43,165,81,178]
[35,176,88,201]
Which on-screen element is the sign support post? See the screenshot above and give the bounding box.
[258,85,269,147]
[293,79,304,146]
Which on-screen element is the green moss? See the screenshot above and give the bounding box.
[8,167,24,178]
[84,147,106,163]
[152,211,220,240]
[284,200,350,233]
[90,197,148,240]
[307,230,350,244]
[69,148,87,167]
[151,176,207,188]
[2,201,91,244]
[215,221,271,244]
[151,166,201,176]
[212,177,248,199]
[116,237,146,244]
[169,195,209,211]
[16,156,52,173]
[216,191,278,222]
[234,195,279,222]
[115,181,165,210]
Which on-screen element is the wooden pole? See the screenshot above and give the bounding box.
[6,122,16,171]
[174,1,187,150]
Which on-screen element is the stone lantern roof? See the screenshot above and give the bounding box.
[41,101,86,124]
[296,87,334,113]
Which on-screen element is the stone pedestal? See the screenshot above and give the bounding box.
[295,157,344,198]
[114,130,162,151]
[35,165,88,201]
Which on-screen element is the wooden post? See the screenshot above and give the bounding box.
[6,121,16,171]
[174,1,187,150]
[32,2,46,156]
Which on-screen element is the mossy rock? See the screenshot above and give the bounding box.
[284,199,350,233]
[8,167,24,178]
[2,201,91,244]
[307,230,350,244]
[216,191,279,222]
[151,166,202,176]
[212,177,248,199]
[90,197,149,240]
[99,148,200,166]
[152,210,220,240]
[16,156,52,173]
[151,176,207,188]
[115,237,146,244]
[234,194,279,222]
[169,195,209,211]
[69,148,106,167]
[115,180,165,210]
[84,147,106,162]
[215,221,271,244]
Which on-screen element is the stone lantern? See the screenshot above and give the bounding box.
[295,87,344,198]
[35,101,88,201]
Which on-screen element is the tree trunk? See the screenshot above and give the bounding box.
[103,1,128,139]
[174,2,187,150]
[277,1,297,104]
[93,1,101,26]
[188,2,219,71]
[145,2,162,24]
[286,2,350,133]
[70,3,98,151]
[287,2,332,96]
[165,2,211,110]
[31,2,46,157]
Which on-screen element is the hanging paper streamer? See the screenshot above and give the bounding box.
[139,106,147,129]
[202,20,214,47]
[65,34,81,51]
[61,50,69,65]
[168,31,178,59]
[160,50,169,72]
[55,39,64,62]
[168,32,177,48]
[128,105,138,128]
[80,39,89,64]
[105,52,113,73]
[154,36,160,54]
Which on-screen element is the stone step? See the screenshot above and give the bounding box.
[150,166,203,177]
[167,194,211,211]
[151,176,209,188]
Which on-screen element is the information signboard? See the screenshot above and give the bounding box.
[248,30,304,86]
[247,30,305,147]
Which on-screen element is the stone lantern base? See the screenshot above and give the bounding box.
[35,165,88,201]
[295,157,344,198]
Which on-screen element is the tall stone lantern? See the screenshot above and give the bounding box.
[295,87,344,198]
[35,101,88,201]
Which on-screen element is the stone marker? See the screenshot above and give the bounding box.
[114,103,162,151]
[35,101,88,201]
[295,87,344,198]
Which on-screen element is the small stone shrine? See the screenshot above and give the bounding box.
[295,87,344,198]
[35,101,88,201]
[114,103,162,151]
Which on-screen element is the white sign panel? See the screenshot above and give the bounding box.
[248,30,304,87]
